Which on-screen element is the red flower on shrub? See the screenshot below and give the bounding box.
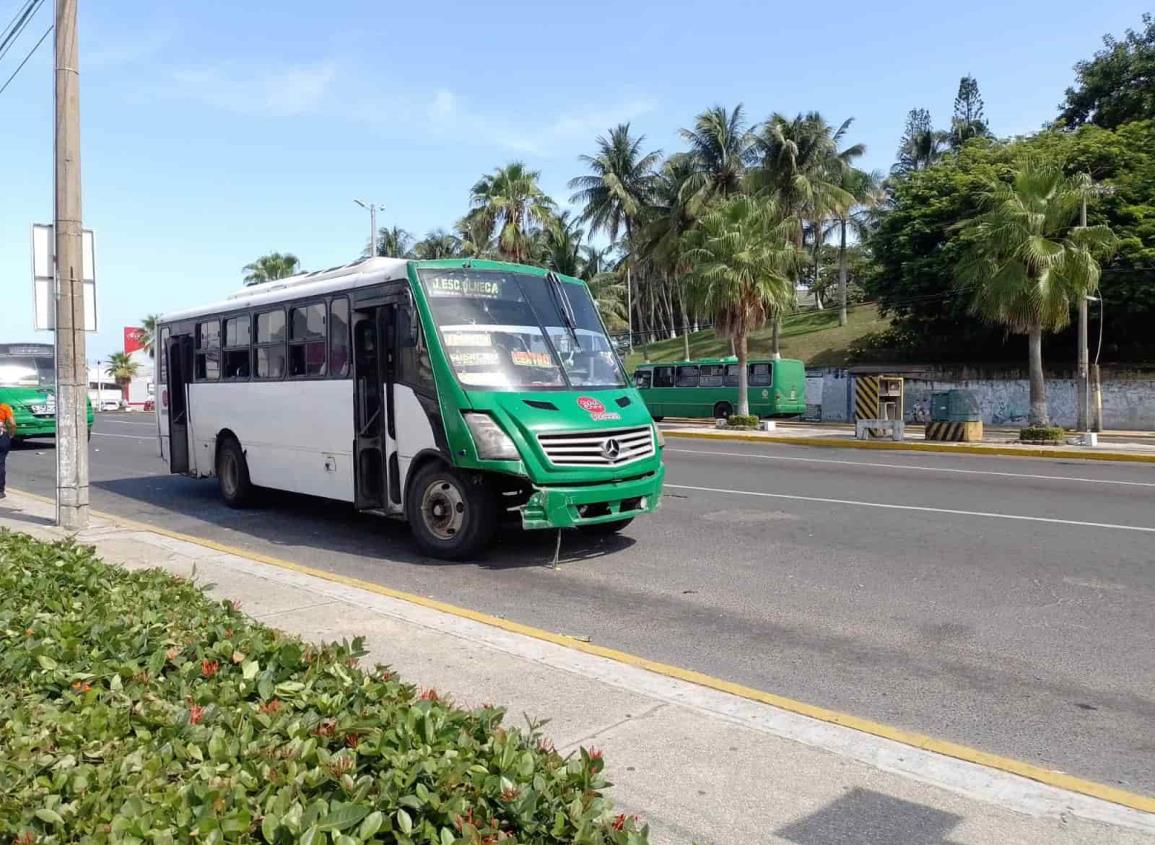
[418,688,440,702]
[537,738,555,754]
[188,704,205,725]
[344,733,361,748]
[315,720,337,737]
[200,659,219,678]
[71,680,92,694]
[611,814,627,831]
[500,788,520,802]
[258,699,281,715]
[15,832,36,845]
[588,747,603,762]
[379,669,396,681]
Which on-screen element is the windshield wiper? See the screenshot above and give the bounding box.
[546,271,582,353]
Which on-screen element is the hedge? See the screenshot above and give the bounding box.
[0,531,648,844]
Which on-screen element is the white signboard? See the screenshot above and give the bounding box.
[32,223,97,332]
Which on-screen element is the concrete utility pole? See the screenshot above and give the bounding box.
[54,0,88,529]
[1076,195,1090,433]
[355,200,379,257]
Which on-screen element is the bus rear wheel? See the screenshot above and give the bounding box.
[407,463,496,560]
[713,402,733,419]
[217,436,255,508]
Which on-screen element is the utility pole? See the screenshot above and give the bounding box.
[355,200,379,257]
[1076,194,1090,433]
[626,266,633,353]
[54,0,88,529]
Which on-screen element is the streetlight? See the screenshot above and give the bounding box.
[354,200,381,258]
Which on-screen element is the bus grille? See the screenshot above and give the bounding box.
[536,426,655,467]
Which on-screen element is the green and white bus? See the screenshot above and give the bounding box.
[0,342,94,443]
[632,356,806,420]
[156,258,665,559]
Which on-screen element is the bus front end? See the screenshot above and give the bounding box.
[412,261,664,537]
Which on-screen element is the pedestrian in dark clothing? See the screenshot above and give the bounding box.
[0,402,15,499]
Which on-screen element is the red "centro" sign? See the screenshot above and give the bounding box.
[577,396,605,414]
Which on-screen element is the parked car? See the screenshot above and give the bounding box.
[99,398,122,412]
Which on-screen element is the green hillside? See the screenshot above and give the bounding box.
[623,305,888,371]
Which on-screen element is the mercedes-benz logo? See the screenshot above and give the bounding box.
[601,438,621,461]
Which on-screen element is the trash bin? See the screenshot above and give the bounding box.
[926,390,983,441]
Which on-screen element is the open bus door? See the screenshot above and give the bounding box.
[166,334,193,474]
[352,303,393,511]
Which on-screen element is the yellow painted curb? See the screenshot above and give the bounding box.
[664,429,1155,463]
[10,487,1155,815]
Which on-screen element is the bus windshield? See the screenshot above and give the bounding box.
[418,268,625,390]
[0,355,53,388]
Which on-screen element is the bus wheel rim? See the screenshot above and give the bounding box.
[222,453,237,495]
[421,480,465,540]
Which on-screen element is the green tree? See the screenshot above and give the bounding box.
[956,160,1116,425]
[105,351,141,392]
[682,195,799,415]
[1058,13,1155,129]
[893,108,949,175]
[242,252,300,286]
[413,229,462,260]
[455,210,495,258]
[568,123,660,245]
[679,105,753,211]
[135,314,160,359]
[469,162,556,263]
[827,169,885,325]
[540,212,586,277]
[951,75,990,147]
[370,226,414,258]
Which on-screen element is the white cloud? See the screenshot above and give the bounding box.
[169,61,338,118]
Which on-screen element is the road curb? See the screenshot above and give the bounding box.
[663,429,1155,463]
[10,486,1155,816]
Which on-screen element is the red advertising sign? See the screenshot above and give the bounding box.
[124,326,144,354]
[577,396,605,414]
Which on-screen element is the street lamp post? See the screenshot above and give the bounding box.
[354,200,381,257]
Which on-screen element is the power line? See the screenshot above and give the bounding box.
[0,21,48,97]
[0,0,42,64]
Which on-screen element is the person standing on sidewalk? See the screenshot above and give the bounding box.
[0,401,15,499]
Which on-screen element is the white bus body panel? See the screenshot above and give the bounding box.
[187,381,355,502]
[392,385,437,507]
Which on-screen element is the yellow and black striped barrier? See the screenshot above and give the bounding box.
[925,420,984,442]
[854,376,880,423]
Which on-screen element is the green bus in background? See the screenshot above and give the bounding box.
[0,343,94,443]
[632,357,806,420]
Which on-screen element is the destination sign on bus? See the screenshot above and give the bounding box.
[426,274,506,299]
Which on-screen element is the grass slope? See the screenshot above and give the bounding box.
[623,305,888,371]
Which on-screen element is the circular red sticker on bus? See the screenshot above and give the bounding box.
[577,396,605,414]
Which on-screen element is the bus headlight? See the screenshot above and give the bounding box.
[463,413,519,461]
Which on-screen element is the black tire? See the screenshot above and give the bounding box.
[406,462,496,560]
[216,436,255,508]
[713,402,733,419]
[579,517,634,535]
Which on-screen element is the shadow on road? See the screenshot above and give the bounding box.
[92,475,635,571]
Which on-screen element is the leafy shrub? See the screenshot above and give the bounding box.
[1018,425,1065,442]
[725,414,761,429]
[0,532,648,844]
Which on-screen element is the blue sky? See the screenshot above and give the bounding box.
[0,0,1149,359]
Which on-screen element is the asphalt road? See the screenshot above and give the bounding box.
[8,412,1155,794]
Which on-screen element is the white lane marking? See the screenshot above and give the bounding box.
[667,447,1155,488]
[100,419,156,427]
[92,432,155,440]
[666,483,1155,533]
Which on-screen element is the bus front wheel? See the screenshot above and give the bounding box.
[713,402,733,419]
[407,463,496,560]
[217,436,255,508]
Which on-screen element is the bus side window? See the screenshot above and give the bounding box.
[635,370,652,389]
[329,297,351,378]
[749,363,772,387]
[700,365,724,387]
[289,302,327,377]
[396,305,433,393]
[223,315,251,379]
[724,365,740,387]
[653,366,674,388]
[675,365,699,388]
[254,309,287,380]
[194,320,220,381]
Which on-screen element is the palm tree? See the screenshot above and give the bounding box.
[135,314,161,359]
[105,351,141,402]
[827,169,885,325]
[569,123,661,246]
[679,105,753,212]
[541,212,586,277]
[455,210,495,258]
[469,162,556,263]
[413,229,462,260]
[895,126,950,175]
[242,252,300,286]
[681,195,799,416]
[956,160,1116,426]
[371,226,414,258]
[588,268,630,331]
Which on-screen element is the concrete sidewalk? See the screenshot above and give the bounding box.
[2,492,1152,844]
[661,420,1155,462]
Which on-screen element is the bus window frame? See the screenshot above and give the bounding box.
[254,307,288,381]
[749,362,773,387]
[724,365,740,387]
[287,300,329,380]
[328,296,351,379]
[653,366,674,388]
[194,319,221,382]
[675,365,699,388]
[221,314,252,382]
[699,364,725,387]
[634,369,652,389]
